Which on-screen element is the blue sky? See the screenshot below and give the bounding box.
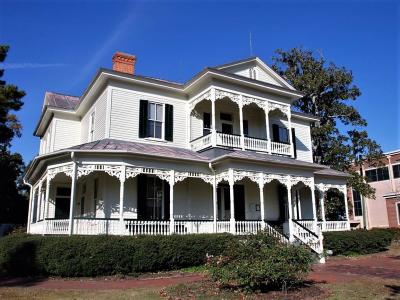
[1,0,399,164]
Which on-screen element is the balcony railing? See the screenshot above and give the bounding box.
[190,131,292,156]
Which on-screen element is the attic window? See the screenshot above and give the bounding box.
[249,68,257,80]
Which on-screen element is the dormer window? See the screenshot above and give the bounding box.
[89,111,95,142]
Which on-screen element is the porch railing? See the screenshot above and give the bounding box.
[124,220,170,236]
[270,141,291,156]
[216,132,241,149]
[174,220,214,234]
[235,221,262,235]
[190,132,292,156]
[45,218,69,235]
[317,220,349,232]
[244,136,269,152]
[74,218,121,235]
[190,133,212,151]
[216,221,231,233]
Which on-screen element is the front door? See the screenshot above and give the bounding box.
[55,187,71,219]
[234,185,246,221]
[217,184,246,220]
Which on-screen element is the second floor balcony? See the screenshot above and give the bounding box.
[189,88,295,157]
[191,131,292,156]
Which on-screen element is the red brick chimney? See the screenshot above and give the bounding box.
[112,52,136,75]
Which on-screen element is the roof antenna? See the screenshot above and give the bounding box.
[249,31,253,56]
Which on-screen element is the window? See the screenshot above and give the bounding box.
[249,68,257,80]
[393,164,400,179]
[55,187,71,219]
[147,102,163,139]
[89,111,95,142]
[203,112,211,135]
[243,120,249,136]
[145,176,164,220]
[365,167,389,182]
[352,189,363,216]
[397,203,400,225]
[220,113,232,122]
[278,126,289,143]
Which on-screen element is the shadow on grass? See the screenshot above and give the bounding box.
[385,285,400,300]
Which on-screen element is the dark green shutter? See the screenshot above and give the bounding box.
[139,100,148,138]
[165,104,173,141]
[291,128,297,158]
[272,124,279,142]
[164,181,170,220]
[137,174,147,220]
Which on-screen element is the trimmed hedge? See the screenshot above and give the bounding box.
[0,233,236,277]
[323,228,400,256]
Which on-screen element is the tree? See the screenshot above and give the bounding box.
[0,45,28,224]
[272,48,383,199]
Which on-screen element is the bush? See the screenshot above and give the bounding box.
[207,233,313,292]
[323,228,398,256]
[0,233,236,277]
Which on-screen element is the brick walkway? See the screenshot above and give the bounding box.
[1,251,399,290]
[308,252,400,283]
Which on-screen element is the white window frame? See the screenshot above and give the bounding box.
[396,201,400,225]
[364,166,390,182]
[88,110,96,142]
[146,102,165,140]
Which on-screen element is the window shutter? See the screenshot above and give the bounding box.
[137,174,147,220]
[139,100,148,138]
[291,128,297,158]
[165,104,173,141]
[164,181,170,220]
[272,124,279,142]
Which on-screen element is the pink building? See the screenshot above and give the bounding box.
[349,150,400,229]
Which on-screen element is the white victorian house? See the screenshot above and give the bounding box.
[24,53,350,259]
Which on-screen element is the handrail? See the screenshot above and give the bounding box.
[190,132,211,143]
[292,219,318,238]
[244,135,269,142]
[216,131,241,137]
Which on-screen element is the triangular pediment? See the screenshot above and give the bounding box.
[215,57,295,90]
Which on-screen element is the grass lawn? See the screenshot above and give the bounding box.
[0,287,162,300]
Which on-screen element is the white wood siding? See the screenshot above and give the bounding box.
[80,90,107,144]
[269,115,313,163]
[109,87,188,148]
[53,118,81,151]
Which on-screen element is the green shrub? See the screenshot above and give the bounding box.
[0,233,236,277]
[207,233,313,292]
[323,228,397,256]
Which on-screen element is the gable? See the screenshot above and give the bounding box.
[216,58,295,90]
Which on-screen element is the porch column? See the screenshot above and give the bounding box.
[211,89,217,147]
[229,169,235,234]
[37,181,43,222]
[288,110,294,158]
[258,173,265,223]
[264,103,272,154]
[213,177,218,232]
[311,183,317,221]
[68,160,78,235]
[169,170,175,234]
[287,183,294,242]
[318,189,326,231]
[119,165,126,235]
[343,186,350,229]
[239,96,245,150]
[26,184,33,233]
[43,176,50,235]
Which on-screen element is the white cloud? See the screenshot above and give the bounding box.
[0,63,67,69]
